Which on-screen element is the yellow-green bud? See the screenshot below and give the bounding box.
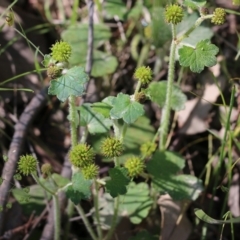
[211,8,226,25]
[124,157,145,178]
[134,66,152,84]
[165,4,184,25]
[50,41,72,62]
[101,137,123,158]
[82,164,99,179]
[18,155,38,176]
[5,11,14,27]
[41,163,52,178]
[140,141,156,157]
[69,144,95,168]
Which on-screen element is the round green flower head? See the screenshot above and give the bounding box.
[18,155,38,176]
[140,141,156,157]
[47,65,62,79]
[82,164,99,179]
[101,137,123,158]
[69,144,95,168]
[41,163,52,178]
[50,41,72,62]
[211,8,226,25]
[134,66,152,84]
[124,157,145,178]
[165,4,184,25]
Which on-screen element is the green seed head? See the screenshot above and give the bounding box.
[165,4,184,25]
[134,66,152,84]
[50,41,72,62]
[134,91,146,103]
[47,64,62,79]
[140,141,157,157]
[124,157,145,178]
[18,155,38,176]
[101,137,123,158]
[41,163,52,178]
[69,144,95,168]
[211,8,226,25]
[82,164,99,179]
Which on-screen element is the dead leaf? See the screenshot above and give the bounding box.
[158,195,192,240]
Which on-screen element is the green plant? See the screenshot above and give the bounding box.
[2,0,240,239]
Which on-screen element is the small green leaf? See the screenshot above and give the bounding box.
[145,81,187,111]
[105,167,130,197]
[195,209,240,224]
[153,174,203,200]
[110,93,145,124]
[48,66,89,102]
[65,185,83,205]
[78,104,112,134]
[42,54,52,67]
[120,182,153,224]
[91,102,112,118]
[71,172,92,200]
[52,173,70,188]
[147,150,185,177]
[179,39,219,73]
[147,151,203,200]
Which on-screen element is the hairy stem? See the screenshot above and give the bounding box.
[159,24,176,150]
[69,95,78,147]
[53,195,61,240]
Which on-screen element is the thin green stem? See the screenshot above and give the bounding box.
[13,28,44,57]
[53,195,61,240]
[31,173,55,195]
[177,15,213,44]
[93,180,102,239]
[69,95,78,147]
[104,196,120,240]
[75,205,98,240]
[31,173,60,240]
[159,24,176,150]
[0,0,18,19]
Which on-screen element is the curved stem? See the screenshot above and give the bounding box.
[104,195,120,240]
[31,173,55,195]
[75,204,98,240]
[159,24,176,150]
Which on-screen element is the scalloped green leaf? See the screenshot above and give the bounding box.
[65,172,92,204]
[48,66,88,102]
[145,81,187,111]
[105,167,130,197]
[178,39,219,73]
[78,104,112,134]
[62,23,111,48]
[120,182,153,224]
[153,174,203,200]
[91,102,112,118]
[147,150,185,177]
[110,93,145,124]
[70,49,118,77]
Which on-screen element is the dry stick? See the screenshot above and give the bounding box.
[0,88,48,234]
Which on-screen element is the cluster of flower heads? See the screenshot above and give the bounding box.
[69,144,99,179]
[164,4,226,26]
[46,41,72,80]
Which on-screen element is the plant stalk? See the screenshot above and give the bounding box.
[159,24,176,150]
[69,95,78,147]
